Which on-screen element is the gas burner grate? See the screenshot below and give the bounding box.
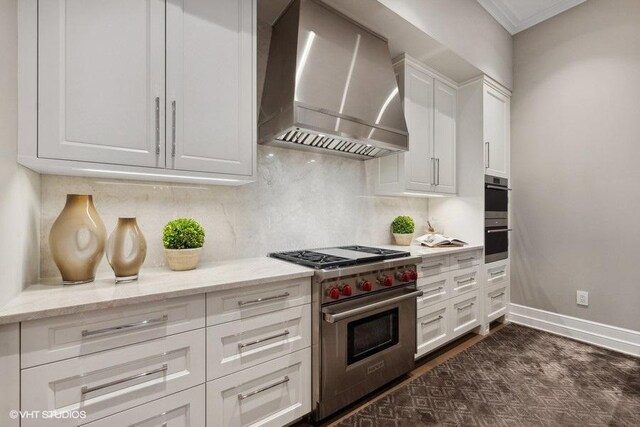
[270,250,356,269]
[339,245,410,259]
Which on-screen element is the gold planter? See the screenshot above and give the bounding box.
[392,233,414,246]
[49,194,106,285]
[164,248,202,271]
[107,218,147,283]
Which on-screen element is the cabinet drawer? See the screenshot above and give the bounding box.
[485,283,510,322]
[450,291,480,337]
[207,278,311,326]
[21,295,205,368]
[21,329,206,427]
[417,255,450,277]
[450,266,481,298]
[207,304,311,380]
[207,348,311,427]
[416,301,449,358]
[81,384,205,427]
[450,250,482,270]
[486,261,509,286]
[416,272,450,310]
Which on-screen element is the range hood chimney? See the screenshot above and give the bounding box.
[258,0,408,159]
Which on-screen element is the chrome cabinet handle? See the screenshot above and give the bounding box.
[486,185,512,191]
[456,302,475,311]
[490,292,506,299]
[171,100,177,159]
[81,315,169,338]
[238,376,289,401]
[323,289,424,323]
[238,292,290,307]
[490,270,506,276]
[456,277,475,286]
[456,257,475,263]
[81,364,168,395]
[431,157,436,185]
[422,286,444,295]
[155,97,160,156]
[422,263,444,270]
[238,330,290,349]
[487,228,513,234]
[485,141,490,168]
[436,158,440,185]
[421,315,443,326]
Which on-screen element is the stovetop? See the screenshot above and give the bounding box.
[270,245,411,269]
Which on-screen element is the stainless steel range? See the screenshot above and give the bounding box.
[271,245,423,421]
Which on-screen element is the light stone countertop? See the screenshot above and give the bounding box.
[0,257,314,325]
[0,244,483,326]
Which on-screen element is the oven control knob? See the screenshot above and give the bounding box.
[379,275,393,286]
[409,270,418,281]
[396,271,412,282]
[359,280,373,292]
[328,287,341,300]
[342,284,353,296]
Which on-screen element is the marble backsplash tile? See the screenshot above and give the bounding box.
[40,146,429,280]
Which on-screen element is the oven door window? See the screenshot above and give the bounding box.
[485,227,509,256]
[347,308,399,365]
[485,187,508,215]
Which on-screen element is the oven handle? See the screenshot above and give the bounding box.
[322,289,423,323]
[486,184,512,191]
[486,228,513,234]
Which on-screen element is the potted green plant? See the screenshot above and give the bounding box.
[162,218,205,271]
[391,215,415,246]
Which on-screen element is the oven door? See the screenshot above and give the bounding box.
[319,287,422,419]
[485,218,511,263]
[485,176,511,219]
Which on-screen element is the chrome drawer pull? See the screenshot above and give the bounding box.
[81,315,169,337]
[421,315,443,326]
[423,286,444,295]
[491,292,506,299]
[238,292,290,307]
[81,364,168,395]
[456,277,475,286]
[238,330,290,349]
[238,376,290,401]
[490,270,506,276]
[421,263,443,270]
[456,257,475,263]
[456,302,475,311]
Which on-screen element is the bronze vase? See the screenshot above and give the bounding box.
[106,218,147,283]
[49,194,107,285]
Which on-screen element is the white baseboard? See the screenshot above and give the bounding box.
[508,304,640,357]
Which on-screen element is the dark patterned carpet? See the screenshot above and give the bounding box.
[336,324,640,427]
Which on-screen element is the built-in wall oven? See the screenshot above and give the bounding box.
[485,175,511,263]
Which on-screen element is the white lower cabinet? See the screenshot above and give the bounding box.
[416,272,450,309]
[207,304,311,380]
[486,261,509,287]
[82,385,205,427]
[416,301,449,357]
[485,283,510,322]
[450,266,481,298]
[206,348,311,427]
[450,291,481,337]
[21,329,206,427]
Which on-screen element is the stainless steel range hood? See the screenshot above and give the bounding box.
[258,0,409,159]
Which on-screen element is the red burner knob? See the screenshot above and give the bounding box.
[380,275,393,286]
[342,284,353,296]
[329,287,341,300]
[409,270,418,281]
[396,271,411,282]
[360,280,373,292]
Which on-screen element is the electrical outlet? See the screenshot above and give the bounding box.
[577,290,589,306]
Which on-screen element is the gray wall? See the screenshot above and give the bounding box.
[0,0,40,306]
[378,0,513,89]
[511,0,640,330]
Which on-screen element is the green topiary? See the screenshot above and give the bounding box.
[162,218,205,249]
[391,215,415,234]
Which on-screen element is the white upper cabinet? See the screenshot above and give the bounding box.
[166,0,255,176]
[483,84,510,179]
[38,0,166,168]
[373,55,457,196]
[19,0,256,185]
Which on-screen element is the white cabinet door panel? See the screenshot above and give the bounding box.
[450,291,480,337]
[416,301,449,358]
[167,0,255,176]
[484,84,509,178]
[38,0,165,167]
[433,80,456,194]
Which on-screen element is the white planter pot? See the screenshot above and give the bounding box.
[392,233,414,246]
[164,248,202,271]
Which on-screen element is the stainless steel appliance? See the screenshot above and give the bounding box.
[485,175,511,262]
[258,0,409,159]
[270,246,422,421]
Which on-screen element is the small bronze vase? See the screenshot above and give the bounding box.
[107,218,147,283]
[49,194,107,285]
